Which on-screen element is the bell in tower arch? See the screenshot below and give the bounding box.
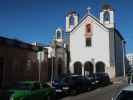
[104,11,110,21]
[66,11,79,32]
[55,28,64,46]
[100,4,114,28]
[69,15,75,26]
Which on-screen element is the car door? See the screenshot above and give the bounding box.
[78,77,87,90]
[15,83,40,100]
[41,83,54,99]
[29,82,44,100]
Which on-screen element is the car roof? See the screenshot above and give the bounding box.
[122,85,133,91]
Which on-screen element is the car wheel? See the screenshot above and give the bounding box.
[46,96,51,100]
[46,95,54,100]
[88,87,92,91]
[70,89,77,95]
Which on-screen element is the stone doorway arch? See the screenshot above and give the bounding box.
[96,61,105,73]
[73,61,82,75]
[84,61,93,76]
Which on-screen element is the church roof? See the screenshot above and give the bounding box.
[70,13,109,33]
[69,12,125,42]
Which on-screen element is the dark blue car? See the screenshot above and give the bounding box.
[52,75,92,95]
[86,72,111,88]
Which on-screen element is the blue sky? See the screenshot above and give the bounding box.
[0,0,132,53]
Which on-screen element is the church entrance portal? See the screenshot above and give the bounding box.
[74,62,82,75]
[84,61,93,76]
[96,61,105,73]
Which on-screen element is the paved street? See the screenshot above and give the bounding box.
[60,78,128,100]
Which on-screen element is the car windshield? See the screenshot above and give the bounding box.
[116,91,133,100]
[61,76,79,83]
[11,83,33,90]
[62,77,72,83]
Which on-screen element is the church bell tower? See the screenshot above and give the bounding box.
[55,28,64,46]
[66,11,79,32]
[100,4,114,28]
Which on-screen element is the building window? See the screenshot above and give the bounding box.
[86,24,91,33]
[69,16,75,25]
[86,38,91,47]
[104,11,110,21]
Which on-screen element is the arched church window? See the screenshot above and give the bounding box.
[69,15,75,25]
[57,31,61,39]
[104,11,110,21]
[86,24,91,33]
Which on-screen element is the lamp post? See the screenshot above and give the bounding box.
[38,52,41,82]
[37,47,44,82]
[91,58,95,73]
[51,42,56,83]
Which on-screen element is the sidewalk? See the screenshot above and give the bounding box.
[111,76,128,84]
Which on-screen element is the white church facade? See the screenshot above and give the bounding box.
[65,5,126,78]
[51,4,126,79]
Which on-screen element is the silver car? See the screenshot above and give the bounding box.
[112,85,133,100]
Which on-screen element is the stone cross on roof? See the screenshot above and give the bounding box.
[87,6,91,14]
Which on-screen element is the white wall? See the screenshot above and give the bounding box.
[70,15,111,75]
[127,53,133,67]
[45,47,52,58]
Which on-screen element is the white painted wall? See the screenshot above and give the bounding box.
[45,47,52,58]
[127,53,133,68]
[69,15,113,76]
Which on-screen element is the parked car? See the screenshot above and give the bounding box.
[1,81,55,100]
[112,85,133,100]
[85,72,111,88]
[52,75,91,95]
[94,72,111,86]
[85,74,98,89]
